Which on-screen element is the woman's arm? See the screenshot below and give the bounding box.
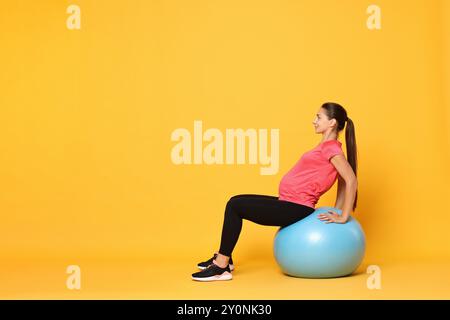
[334,176,346,209]
[318,154,357,223]
[340,177,357,222]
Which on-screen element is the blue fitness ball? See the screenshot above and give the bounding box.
[273,206,366,278]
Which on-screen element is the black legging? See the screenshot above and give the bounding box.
[218,194,316,257]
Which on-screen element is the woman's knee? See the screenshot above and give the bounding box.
[229,194,246,202]
[228,194,251,206]
[226,197,237,210]
[226,196,243,214]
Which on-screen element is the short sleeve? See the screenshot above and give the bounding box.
[321,141,344,161]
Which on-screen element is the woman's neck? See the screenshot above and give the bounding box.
[321,132,338,143]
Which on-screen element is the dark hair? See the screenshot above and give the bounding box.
[321,102,358,211]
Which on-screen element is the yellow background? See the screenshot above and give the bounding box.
[1,0,450,299]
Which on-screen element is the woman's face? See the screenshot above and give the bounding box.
[312,108,334,134]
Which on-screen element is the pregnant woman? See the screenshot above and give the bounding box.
[191,102,358,281]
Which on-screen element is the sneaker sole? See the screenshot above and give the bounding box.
[191,272,233,281]
[198,264,235,271]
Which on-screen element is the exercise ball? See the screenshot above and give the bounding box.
[273,206,365,278]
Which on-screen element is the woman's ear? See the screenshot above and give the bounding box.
[329,118,337,128]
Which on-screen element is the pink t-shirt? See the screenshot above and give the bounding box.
[278,140,344,209]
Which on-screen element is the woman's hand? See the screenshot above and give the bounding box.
[317,210,348,224]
